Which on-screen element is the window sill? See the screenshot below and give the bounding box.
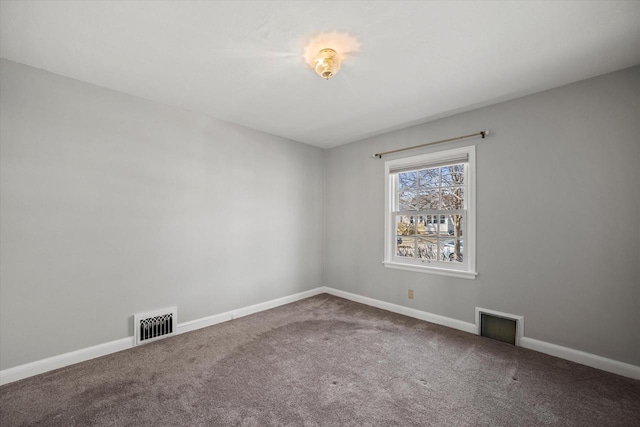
[382,261,477,280]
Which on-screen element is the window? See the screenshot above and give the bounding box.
[384,146,476,279]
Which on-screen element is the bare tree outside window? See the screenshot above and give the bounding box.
[395,163,464,263]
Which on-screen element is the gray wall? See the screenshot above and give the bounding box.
[325,66,640,366]
[2,58,638,371]
[0,59,324,370]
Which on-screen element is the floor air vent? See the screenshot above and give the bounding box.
[134,307,177,345]
[475,308,523,346]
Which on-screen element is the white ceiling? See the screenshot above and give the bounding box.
[1,1,639,149]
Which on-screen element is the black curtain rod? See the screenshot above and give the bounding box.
[372,130,488,159]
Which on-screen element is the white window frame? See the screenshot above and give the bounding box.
[383,146,477,279]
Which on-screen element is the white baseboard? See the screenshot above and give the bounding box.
[0,337,135,386]
[176,311,233,335]
[322,286,640,381]
[3,286,638,385]
[322,287,477,334]
[231,287,325,320]
[0,287,325,386]
[176,287,325,335]
[519,337,640,380]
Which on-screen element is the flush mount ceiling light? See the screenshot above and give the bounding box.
[304,32,360,81]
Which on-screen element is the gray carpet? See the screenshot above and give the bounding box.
[1,294,639,426]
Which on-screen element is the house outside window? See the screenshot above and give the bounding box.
[383,146,477,279]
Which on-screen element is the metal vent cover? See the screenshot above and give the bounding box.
[134,307,177,345]
[475,307,524,346]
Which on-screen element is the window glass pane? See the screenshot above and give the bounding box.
[416,189,439,210]
[424,216,438,235]
[396,215,415,236]
[440,239,463,262]
[441,187,464,210]
[398,171,417,211]
[419,168,439,188]
[425,215,450,237]
[416,216,428,235]
[441,164,464,186]
[399,190,417,211]
[398,171,417,191]
[397,236,415,258]
[417,237,437,260]
[447,214,464,238]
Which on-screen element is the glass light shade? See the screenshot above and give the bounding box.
[314,48,341,80]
